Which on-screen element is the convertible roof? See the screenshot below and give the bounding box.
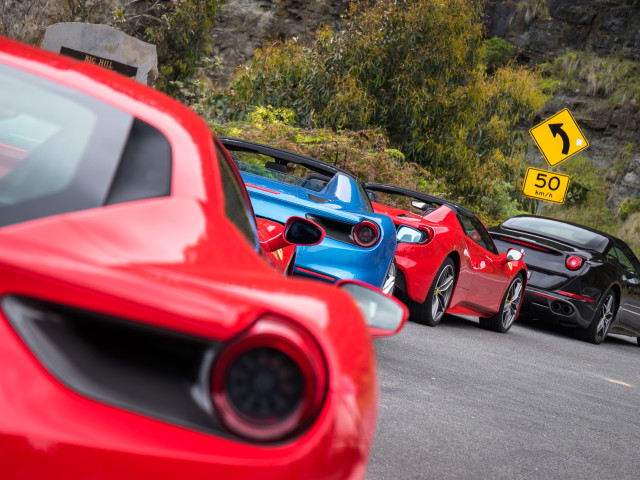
[364,183,475,217]
[219,137,354,179]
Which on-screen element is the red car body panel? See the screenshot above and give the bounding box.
[372,201,527,318]
[256,217,297,274]
[0,37,377,479]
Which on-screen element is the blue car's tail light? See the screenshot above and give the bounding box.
[353,220,379,247]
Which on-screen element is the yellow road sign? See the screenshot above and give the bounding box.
[522,167,571,204]
[529,108,589,167]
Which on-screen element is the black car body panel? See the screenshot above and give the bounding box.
[490,215,640,340]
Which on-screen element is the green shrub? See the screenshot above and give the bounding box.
[225,0,545,216]
[485,36,515,72]
[619,198,640,221]
[212,115,444,195]
[145,0,224,94]
[565,175,591,206]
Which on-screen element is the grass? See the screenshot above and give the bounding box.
[539,51,640,105]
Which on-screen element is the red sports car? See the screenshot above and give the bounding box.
[0,37,406,479]
[366,184,527,333]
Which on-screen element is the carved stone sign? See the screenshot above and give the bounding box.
[41,23,158,85]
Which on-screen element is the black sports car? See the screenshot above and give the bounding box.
[489,215,640,345]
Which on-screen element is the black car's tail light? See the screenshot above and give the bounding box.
[353,221,379,247]
[565,255,584,270]
[211,315,327,442]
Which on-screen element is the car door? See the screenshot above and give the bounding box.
[456,211,511,314]
[611,243,640,332]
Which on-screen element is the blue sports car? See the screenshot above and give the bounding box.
[219,137,398,293]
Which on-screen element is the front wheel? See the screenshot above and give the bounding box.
[479,273,524,333]
[579,289,617,345]
[410,257,456,327]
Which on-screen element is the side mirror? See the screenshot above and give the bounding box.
[337,280,408,338]
[627,272,640,285]
[397,225,423,244]
[260,217,325,252]
[411,200,427,210]
[397,225,433,244]
[507,248,524,261]
[499,248,524,264]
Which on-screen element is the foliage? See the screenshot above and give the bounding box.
[212,112,445,196]
[485,36,515,73]
[225,0,545,221]
[540,51,640,104]
[144,0,224,94]
[619,198,640,221]
[564,175,591,206]
[517,0,551,24]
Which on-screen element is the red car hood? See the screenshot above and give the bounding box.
[0,198,336,342]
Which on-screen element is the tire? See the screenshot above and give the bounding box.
[636,337,640,347]
[381,259,397,295]
[579,289,617,345]
[479,273,524,333]
[410,257,456,327]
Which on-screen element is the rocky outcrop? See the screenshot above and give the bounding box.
[210,0,350,86]
[0,0,70,44]
[484,0,640,64]
[485,0,640,213]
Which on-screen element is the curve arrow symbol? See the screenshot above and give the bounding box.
[549,123,570,155]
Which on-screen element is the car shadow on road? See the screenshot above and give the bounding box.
[515,316,639,348]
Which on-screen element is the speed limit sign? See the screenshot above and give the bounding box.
[522,167,571,204]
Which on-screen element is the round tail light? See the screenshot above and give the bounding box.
[420,226,434,244]
[566,255,584,271]
[353,220,379,247]
[211,316,327,442]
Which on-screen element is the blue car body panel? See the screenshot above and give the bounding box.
[222,138,397,289]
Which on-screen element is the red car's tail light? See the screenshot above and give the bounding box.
[565,255,584,270]
[353,220,379,247]
[211,315,327,442]
[420,226,434,244]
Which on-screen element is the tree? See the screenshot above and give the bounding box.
[226,0,545,218]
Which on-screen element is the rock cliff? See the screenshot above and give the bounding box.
[484,0,640,213]
[2,0,638,213]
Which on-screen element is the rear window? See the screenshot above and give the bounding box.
[0,63,132,227]
[230,150,329,193]
[501,216,609,251]
[0,63,171,228]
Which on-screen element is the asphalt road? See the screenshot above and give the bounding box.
[366,315,640,480]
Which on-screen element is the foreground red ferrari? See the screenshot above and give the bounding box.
[366,184,527,333]
[0,37,406,479]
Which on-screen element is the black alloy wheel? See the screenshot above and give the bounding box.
[581,289,617,345]
[411,257,456,327]
[479,273,524,333]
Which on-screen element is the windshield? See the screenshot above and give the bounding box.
[502,216,609,251]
